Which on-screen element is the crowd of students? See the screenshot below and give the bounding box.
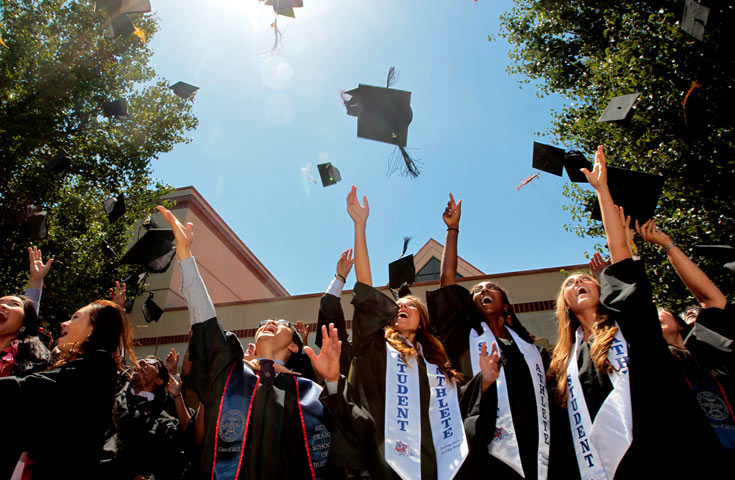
[0,145,732,479]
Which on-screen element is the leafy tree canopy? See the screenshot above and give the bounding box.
[0,0,198,326]
[500,0,735,312]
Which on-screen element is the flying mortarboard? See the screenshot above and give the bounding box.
[102,99,129,120]
[142,292,164,323]
[388,237,415,298]
[316,163,341,187]
[343,67,420,177]
[119,228,176,273]
[264,0,303,18]
[21,206,48,241]
[597,93,641,123]
[169,82,199,100]
[531,142,593,183]
[103,193,126,223]
[45,150,72,178]
[95,0,152,14]
[692,245,735,273]
[589,166,665,224]
[681,0,710,41]
[107,13,135,38]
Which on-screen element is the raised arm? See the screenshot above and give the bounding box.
[440,193,462,287]
[582,146,631,263]
[346,186,371,286]
[636,219,727,309]
[25,246,53,314]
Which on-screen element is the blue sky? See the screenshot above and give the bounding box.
[148,0,600,295]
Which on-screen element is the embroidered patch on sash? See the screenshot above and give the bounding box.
[219,409,247,442]
[697,391,730,421]
[394,440,415,457]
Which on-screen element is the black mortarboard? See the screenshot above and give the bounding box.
[119,228,176,273]
[344,84,413,147]
[531,143,593,183]
[103,194,126,223]
[597,93,641,123]
[142,292,164,323]
[96,0,151,14]
[102,99,129,120]
[108,13,135,38]
[264,0,303,18]
[388,237,415,296]
[169,82,199,100]
[21,206,48,240]
[316,163,341,187]
[681,0,710,41]
[101,240,118,259]
[692,245,735,273]
[45,150,72,178]
[590,167,665,224]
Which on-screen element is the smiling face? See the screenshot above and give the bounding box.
[392,298,421,337]
[562,274,601,314]
[131,357,165,392]
[255,319,298,355]
[471,282,506,318]
[57,306,94,353]
[0,296,25,339]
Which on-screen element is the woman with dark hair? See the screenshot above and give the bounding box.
[0,247,53,377]
[547,146,725,479]
[0,299,135,480]
[426,193,550,480]
[316,186,499,480]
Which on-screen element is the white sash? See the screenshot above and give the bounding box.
[566,325,632,480]
[469,323,550,479]
[385,342,468,480]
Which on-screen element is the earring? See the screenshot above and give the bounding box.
[18,326,26,333]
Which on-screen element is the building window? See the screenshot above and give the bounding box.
[415,257,462,282]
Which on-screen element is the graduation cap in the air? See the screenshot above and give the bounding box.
[589,167,665,225]
[692,245,735,273]
[264,0,303,18]
[142,292,164,323]
[343,67,420,177]
[597,93,641,123]
[102,99,129,120]
[119,228,176,273]
[532,142,593,183]
[45,150,72,178]
[107,13,135,38]
[681,0,710,41]
[317,163,341,187]
[103,194,126,223]
[169,82,199,100]
[388,237,415,299]
[95,0,151,14]
[21,206,48,241]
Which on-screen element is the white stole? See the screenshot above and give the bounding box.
[385,342,468,480]
[469,323,550,479]
[566,324,632,480]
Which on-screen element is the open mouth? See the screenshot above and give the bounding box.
[397,311,409,319]
[481,296,494,305]
[577,287,589,297]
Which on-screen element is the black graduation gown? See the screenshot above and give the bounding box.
[321,282,487,480]
[189,317,337,480]
[550,259,727,479]
[316,292,354,376]
[0,351,117,480]
[427,284,545,480]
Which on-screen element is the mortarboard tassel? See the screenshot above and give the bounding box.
[516,172,540,191]
[386,66,399,88]
[397,146,420,178]
[682,80,702,127]
[400,236,412,257]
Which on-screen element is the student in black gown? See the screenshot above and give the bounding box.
[547,146,726,479]
[316,249,355,376]
[635,218,735,460]
[0,298,134,480]
[426,193,551,480]
[156,205,339,480]
[317,185,499,480]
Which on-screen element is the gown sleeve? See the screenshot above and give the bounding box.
[686,302,734,377]
[316,293,353,375]
[350,282,398,355]
[459,373,498,453]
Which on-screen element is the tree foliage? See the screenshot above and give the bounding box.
[500,0,735,311]
[0,0,198,326]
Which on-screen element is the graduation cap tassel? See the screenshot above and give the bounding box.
[401,236,412,257]
[386,66,399,88]
[398,146,420,178]
[516,172,540,191]
[682,80,702,127]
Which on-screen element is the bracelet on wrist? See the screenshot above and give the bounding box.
[662,242,676,254]
[447,227,459,233]
[335,273,346,283]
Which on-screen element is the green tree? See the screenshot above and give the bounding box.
[500,0,735,311]
[0,0,198,325]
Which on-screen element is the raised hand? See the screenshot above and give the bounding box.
[294,321,310,344]
[243,343,256,362]
[336,249,354,280]
[616,206,635,250]
[109,281,127,309]
[589,252,610,280]
[167,373,183,396]
[442,193,462,230]
[156,205,194,260]
[166,347,180,375]
[346,185,369,225]
[305,323,342,383]
[479,341,501,393]
[581,145,608,190]
[28,246,53,289]
[635,219,672,248]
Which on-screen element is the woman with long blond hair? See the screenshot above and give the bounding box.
[547,146,724,479]
[314,186,500,480]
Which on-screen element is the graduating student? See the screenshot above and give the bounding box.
[156,205,337,480]
[317,186,498,480]
[547,146,725,479]
[426,193,551,480]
